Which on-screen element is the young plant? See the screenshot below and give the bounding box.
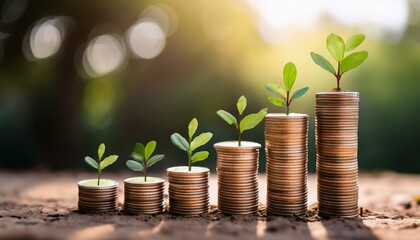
[84,143,119,186]
[265,62,309,115]
[126,141,165,182]
[310,33,368,91]
[217,95,267,147]
[171,118,213,171]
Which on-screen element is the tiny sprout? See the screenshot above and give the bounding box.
[84,143,119,186]
[310,33,368,91]
[217,95,267,146]
[171,118,213,171]
[265,62,309,115]
[126,141,165,182]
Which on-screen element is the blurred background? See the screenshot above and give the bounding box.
[0,0,419,173]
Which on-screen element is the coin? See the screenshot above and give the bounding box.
[214,141,261,215]
[77,179,119,213]
[123,177,164,215]
[265,113,308,217]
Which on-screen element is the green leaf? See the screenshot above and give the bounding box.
[133,143,145,158]
[126,160,144,171]
[310,52,336,75]
[98,143,105,160]
[240,108,268,133]
[144,141,156,160]
[237,95,247,115]
[290,87,309,102]
[267,96,286,107]
[283,62,297,92]
[84,156,99,169]
[339,51,368,74]
[100,155,118,170]
[147,154,165,168]
[131,152,145,162]
[191,151,209,163]
[171,133,189,151]
[188,118,198,140]
[327,33,345,61]
[265,83,286,99]
[190,132,213,151]
[216,110,238,128]
[345,34,365,52]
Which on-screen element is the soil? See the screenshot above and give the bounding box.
[0,171,419,240]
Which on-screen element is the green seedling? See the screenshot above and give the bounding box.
[126,141,165,182]
[310,33,368,91]
[217,95,267,147]
[171,118,213,171]
[84,143,119,186]
[265,62,309,115]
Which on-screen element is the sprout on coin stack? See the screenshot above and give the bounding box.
[124,141,165,215]
[264,62,310,216]
[79,143,119,213]
[310,33,368,218]
[214,95,267,215]
[168,118,213,215]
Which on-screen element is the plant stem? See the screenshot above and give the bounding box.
[144,158,147,182]
[286,91,290,116]
[188,150,192,171]
[97,169,101,186]
[336,62,342,91]
[237,114,242,147]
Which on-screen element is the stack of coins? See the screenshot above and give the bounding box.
[167,166,209,215]
[316,92,359,218]
[265,113,309,216]
[124,177,165,215]
[78,179,119,213]
[214,141,260,215]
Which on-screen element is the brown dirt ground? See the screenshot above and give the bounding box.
[0,171,419,240]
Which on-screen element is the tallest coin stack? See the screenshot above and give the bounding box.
[315,92,359,218]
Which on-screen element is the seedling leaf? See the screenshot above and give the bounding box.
[291,87,309,102]
[216,110,238,127]
[265,83,286,99]
[144,141,156,160]
[191,132,213,151]
[310,52,336,75]
[147,154,165,167]
[188,118,198,140]
[237,95,247,115]
[327,33,345,61]
[171,133,189,151]
[100,155,118,170]
[126,160,144,171]
[345,34,365,52]
[133,143,145,158]
[267,96,286,107]
[85,156,98,169]
[131,152,145,162]
[339,51,368,74]
[283,62,297,92]
[98,143,105,160]
[240,108,268,133]
[191,151,209,163]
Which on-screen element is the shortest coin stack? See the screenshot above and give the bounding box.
[167,166,210,215]
[124,177,165,215]
[78,179,119,213]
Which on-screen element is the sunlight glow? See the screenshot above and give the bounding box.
[141,3,178,37]
[126,20,166,59]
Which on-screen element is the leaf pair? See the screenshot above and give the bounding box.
[84,143,119,171]
[217,95,267,146]
[310,33,368,79]
[126,141,165,172]
[265,62,309,115]
[171,118,213,169]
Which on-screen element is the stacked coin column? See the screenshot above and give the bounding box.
[78,180,119,213]
[167,166,210,215]
[265,113,309,216]
[316,92,359,218]
[214,141,261,215]
[124,177,165,214]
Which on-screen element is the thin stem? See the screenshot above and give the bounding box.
[237,114,242,146]
[144,158,147,182]
[97,158,101,186]
[336,62,342,91]
[188,150,192,171]
[286,91,290,116]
